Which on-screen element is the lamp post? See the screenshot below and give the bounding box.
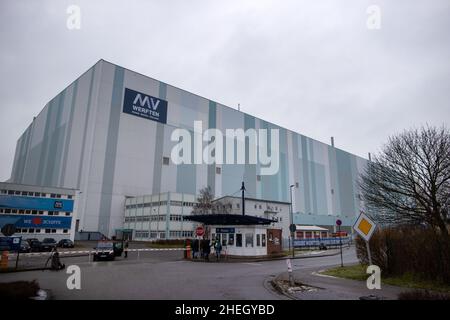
[289,184,295,259]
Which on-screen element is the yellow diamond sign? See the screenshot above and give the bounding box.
[353,213,376,241]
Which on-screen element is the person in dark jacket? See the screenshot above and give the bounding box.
[192,239,199,259]
[202,239,211,261]
[214,238,222,261]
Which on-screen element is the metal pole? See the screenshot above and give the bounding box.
[15,248,20,270]
[241,182,245,216]
[366,241,373,266]
[290,185,294,259]
[338,224,343,267]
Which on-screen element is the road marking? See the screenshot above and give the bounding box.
[311,271,338,278]
[242,262,263,266]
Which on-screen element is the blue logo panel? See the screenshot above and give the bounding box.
[0,215,72,229]
[123,88,168,124]
[0,195,74,212]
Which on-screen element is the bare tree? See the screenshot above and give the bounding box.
[360,126,450,244]
[192,186,233,215]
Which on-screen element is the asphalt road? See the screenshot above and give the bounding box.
[1,247,359,299]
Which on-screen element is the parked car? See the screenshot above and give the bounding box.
[319,243,328,250]
[41,238,57,252]
[26,238,39,245]
[57,239,74,248]
[19,240,31,253]
[93,241,123,261]
[29,239,42,252]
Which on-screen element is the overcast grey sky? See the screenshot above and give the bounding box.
[0,0,449,182]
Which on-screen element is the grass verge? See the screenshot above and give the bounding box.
[321,264,450,293]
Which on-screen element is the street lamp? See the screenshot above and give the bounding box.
[289,184,295,259]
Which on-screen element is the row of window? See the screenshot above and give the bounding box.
[133,230,194,239]
[0,209,71,216]
[124,214,188,223]
[125,201,195,210]
[212,233,267,248]
[15,228,69,234]
[0,189,73,199]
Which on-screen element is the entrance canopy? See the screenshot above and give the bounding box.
[184,214,276,226]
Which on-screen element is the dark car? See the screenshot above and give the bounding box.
[26,238,39,245]
[319,243,328,250]
[19,240,31,253]
[57,239,74,248]
[29,239,42,252]
[93,242,115,261]
[41,238,57,252]
[93,241,123,261]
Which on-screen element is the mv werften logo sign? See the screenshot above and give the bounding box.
[123,88,168,124]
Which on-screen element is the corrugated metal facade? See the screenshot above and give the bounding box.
[9,59,367,236]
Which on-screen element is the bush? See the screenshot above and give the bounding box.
[355,226,450,284]
[398,290,450,300]
[0,280,40,299]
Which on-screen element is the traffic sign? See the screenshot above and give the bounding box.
[195,226,205,237]
[336,219,342,226]
[289,224,296,233]
[353,213,376,241]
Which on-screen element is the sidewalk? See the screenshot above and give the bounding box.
[275,265,414,300]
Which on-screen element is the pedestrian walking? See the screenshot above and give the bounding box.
[214,238,222,261]
[124,239,129,258]
[202,239,210,262]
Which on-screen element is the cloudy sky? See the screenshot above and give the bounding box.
[0,0,449,181]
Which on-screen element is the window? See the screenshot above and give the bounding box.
[51,229,57,233]
[256,234,261,246]
[162,156,170,165]
[221,234,227,246]
[32,210,37,214]
[8,190,14,195]
[39,211,44,215]
[236,234,242,247]
[228,234,235,246]
[25,210,31,214]
[262,234,266,247]
[35,229,41,233]
[256,175,261,181]
[12,209,17,213]
[45,229,51,234]
[236,203,240,209]
[50,194,56,198]
[65,212,71,216]
[48,211,53,216]
[245,233,254,247]
[68,195,73,199]
[28,228,35,233]
[216,167,221,174]
[19,210,24,214]
[21,191,27,196]
[5,209,11,213]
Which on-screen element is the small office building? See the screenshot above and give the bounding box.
[122,192,197,240]
[0,182,78,241]
[185,214,282,257]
